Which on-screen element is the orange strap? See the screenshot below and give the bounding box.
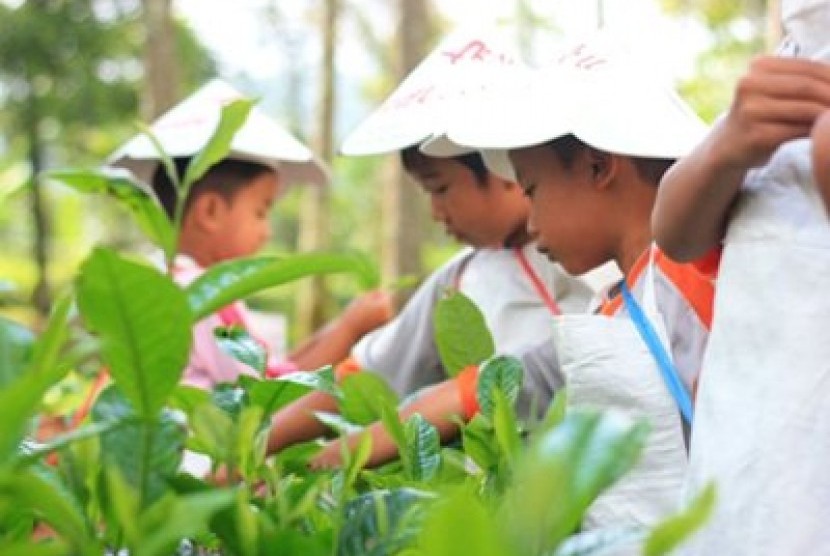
[456,365,481,420]
[70,369,110,428]
[513,247,562,316]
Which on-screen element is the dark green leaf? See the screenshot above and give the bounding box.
[476,355,524,420]
[644,483,716,556]
[338,488,433,556]
[214,325,267,374]
[403,414,441,482]
[187,252,379,321]
[433,292,494,376]
[339,372,399,426]
[91,387,186,508]
[76,247,191,419]
[0,296,72,462]
[46,169,175,253]
[0,316,34,388]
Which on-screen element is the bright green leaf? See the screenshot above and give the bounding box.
[339,372,399,426]
[187,252,379,321]
[0,316,34,388]
[644,483,716,556]
[76,247,191,419]
[403,414,441,482]
[214,325,267,374]
[47,169,174,253]
[433,291,495,376]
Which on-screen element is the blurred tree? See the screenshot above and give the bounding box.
[0,0,214,322]
[660,0,777,121]
[141,0,179,119]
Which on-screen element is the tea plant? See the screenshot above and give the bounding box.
[0,100,714,555]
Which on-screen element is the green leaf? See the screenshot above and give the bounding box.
[46,169,175,253]
[476,355,524,420]
[214,325,267,374]
[240,374,320,417]
[182,99,254,188]
[379,405,410,473]
[460,415,499,473]
[338,488,433,556]
[187,252,379,321]
[91,386,186,508]
[492,388,522,465]
[403,414,441,482]
[536,388,569,437]
[342,431,373,491]
[0,541,71,556]
[433,291,495,376]
[15,420,121,468]
[0,468,95,553]
[135,489,236,556]
[187,402,235,462]
[504,411,650,553]
[339,372,399,426]
[0,295,72,462]
[76,247,192,419]
[644,483,716,556]
[0,316,34,388]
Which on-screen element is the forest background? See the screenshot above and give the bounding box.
[0,0,781,345]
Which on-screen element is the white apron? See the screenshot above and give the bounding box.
[683,139,830,555]
[553,252,688,544]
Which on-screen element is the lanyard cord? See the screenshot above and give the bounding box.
[513,247,562,316]
[620,282,694,425]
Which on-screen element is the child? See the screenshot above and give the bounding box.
[109,79,392,389]
[147,156,392,388]
[307,38,715,539]
[267,147,598,455]
[652,2,830,553]
[814,110,830,211]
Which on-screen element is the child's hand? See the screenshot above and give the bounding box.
[717,56,830,171]
[813,110,830,213]
[308,441,344,471]
[341,290,394,337]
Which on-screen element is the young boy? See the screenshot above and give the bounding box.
[652,2,830,553]
[109,79,392,389]
[267,146,597,456]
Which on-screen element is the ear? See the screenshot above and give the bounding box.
[188,192,227,233]
[586,148,617,190]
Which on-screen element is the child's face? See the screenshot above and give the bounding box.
[211,171,280,261]
[409,157,529,248]
[509,144,611,275]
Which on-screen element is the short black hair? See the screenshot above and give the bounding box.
[545,134,675,186]
[400,146,490,186]
[150,157,275,220]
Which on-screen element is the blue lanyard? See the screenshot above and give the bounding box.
[620,282,694,425]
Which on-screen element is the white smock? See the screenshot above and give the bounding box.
[683,3,830,552]
[554,249,687,552]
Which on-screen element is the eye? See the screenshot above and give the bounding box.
[522,182,537,199]
[434,183,450,195]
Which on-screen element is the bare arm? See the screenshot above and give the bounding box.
[813,110,830,213]
[309,379,465,469]
[266,390,340,454]
[653,56,830,261]
[288,290,393,371]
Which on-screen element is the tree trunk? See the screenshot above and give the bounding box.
[26,96,50,321]
[296,0,338,338]
[141,0,179,120]
[382,0,431,307]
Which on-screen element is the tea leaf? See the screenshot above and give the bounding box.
[476,355,523,420]
[187,252,379,321]
[644,483,716,556]
[339,372,399,426]
[77,248,191,419]
[214,325,267,374]
[433,292,494,376]
[403,414,441,482]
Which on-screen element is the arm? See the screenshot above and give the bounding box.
[310,378,467,469]
[813,110,830,213]
[288,290,393,371]
[653,56,830,261]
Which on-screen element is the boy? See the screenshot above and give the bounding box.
[652,2,830,552]
[109,79,391,388]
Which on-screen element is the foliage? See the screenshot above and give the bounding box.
[0,99,714,555]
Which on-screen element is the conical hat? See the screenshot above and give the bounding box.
[422,31,709,180]
[108,79,329,187]
[340,24,522,156]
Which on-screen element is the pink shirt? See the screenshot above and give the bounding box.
[170,255,298,389]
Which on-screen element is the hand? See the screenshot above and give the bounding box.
[813,110,830,210]
[716,56,830,171]
[308,440,344,471]
[340,290,394,337]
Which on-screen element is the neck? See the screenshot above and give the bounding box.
[614,220,652,276]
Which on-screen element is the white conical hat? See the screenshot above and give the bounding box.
[340,23,522,156]
[108,79,329,187]
[422,31,709,181]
